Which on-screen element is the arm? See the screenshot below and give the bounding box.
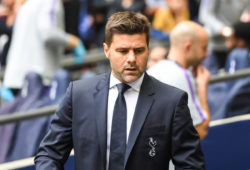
[36,0,83,50]
[36,0,71,48]
[35,83,73,170]
[199,0,226,36]
[171,92,205,169]
[36,0,85,63]
[195,65,211,140]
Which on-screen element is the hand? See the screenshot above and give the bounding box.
[67,35,80,49]
[0,87,14,102]
[196,65,210,89]
[73,42,86,64]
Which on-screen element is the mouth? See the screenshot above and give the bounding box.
[125,67,137,71]
[124,67,138,73]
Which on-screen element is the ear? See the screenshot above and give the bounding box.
[183,40,192,53]
[103,43,110,59]
[185,41,192,51]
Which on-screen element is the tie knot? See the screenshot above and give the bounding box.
[117,83,130,94]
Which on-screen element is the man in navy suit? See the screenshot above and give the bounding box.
[35,11,205,170]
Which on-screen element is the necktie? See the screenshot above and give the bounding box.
[109,83,130,170]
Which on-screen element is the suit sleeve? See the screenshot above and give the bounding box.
[171,92,205,170]
[34,82,73,170]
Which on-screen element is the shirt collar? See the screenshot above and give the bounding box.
[109,72,144,92]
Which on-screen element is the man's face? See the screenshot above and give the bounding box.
[189,34,209,67]
[104,33,149,83]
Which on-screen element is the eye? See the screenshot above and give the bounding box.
[116,48,128,54]
[134,48,145,54]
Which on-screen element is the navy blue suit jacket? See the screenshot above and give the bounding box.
[35,72,205,170]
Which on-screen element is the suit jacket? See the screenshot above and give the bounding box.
[35,72,205,170]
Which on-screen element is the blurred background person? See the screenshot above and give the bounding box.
[144,0,167,22]
[148,21,211,140]
[0,0,17,67]
[107,0,146,17]
[199,0,250,74]
[152,0,189,34]
[78,0,110,48]
[218,21,250,119]
[147,45,168,69]
[203,21,250,121]
[0,0,24,103]
[148,20,210,170]
[225,21,250,73]
[3,0,85,93]
[78,0,146,49]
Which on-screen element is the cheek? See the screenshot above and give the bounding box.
[109,52,122,65]
[111,57,126,71]
[111,59,120,68]
[201,49,207,56]
[139,56,149,69]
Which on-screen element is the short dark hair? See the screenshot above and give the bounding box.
[105,11,151,47]
[234,22,250,46]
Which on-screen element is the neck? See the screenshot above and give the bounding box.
[168,48,188,68]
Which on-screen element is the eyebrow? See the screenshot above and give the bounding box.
[115,46,146,50]
[135,47,146,50]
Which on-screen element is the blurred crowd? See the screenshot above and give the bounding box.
[0,0,250,164]
[1,0,249,73]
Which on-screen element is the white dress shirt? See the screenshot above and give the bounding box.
[106,72,144,169]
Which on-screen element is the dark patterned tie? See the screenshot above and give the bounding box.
[109,83,130,170]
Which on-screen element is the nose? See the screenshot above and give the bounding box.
[127,50,136,64]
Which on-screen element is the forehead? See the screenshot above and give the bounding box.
[110,33,148,48]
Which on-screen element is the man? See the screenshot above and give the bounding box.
[225,21,250,73]
[3,0,85,91]
[147,46,168,69]
[148,21,211,140]
[35,12,205,170]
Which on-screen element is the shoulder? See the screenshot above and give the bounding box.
[147,74,187,100]
[147,60,187,86]
[229,48,248,59]
[148,60,182,75]
[71,73,108,91]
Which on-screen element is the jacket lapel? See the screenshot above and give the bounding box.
[124,74,155,166]
[93,72,110,169]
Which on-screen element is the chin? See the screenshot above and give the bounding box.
[123,76,139,83]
